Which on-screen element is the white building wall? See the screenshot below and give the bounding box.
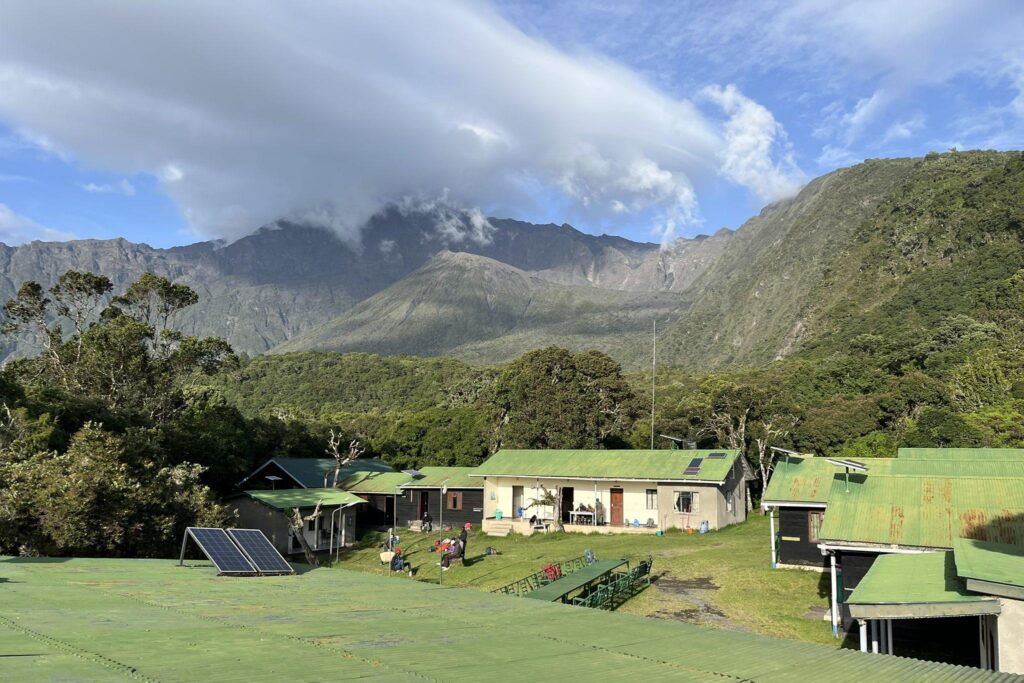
[998,597,1024,674]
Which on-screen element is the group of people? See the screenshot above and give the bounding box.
[436,522,471,570]
[386,520,472,576]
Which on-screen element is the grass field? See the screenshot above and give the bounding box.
[335,514,838,646]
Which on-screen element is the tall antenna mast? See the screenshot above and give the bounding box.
[650,319,656,449]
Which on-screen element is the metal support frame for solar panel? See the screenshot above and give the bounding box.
[180,527,257,575]
[228,528,294,575]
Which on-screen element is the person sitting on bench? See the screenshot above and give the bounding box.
[389,548,413,576]
[422,511,433,532]
[441,538,461,570]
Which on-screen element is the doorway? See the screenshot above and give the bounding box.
[610,488,624,526]
[418,491,429,520]
[385,495,395,526]
[561,487,575,522]
[512,486,524,518]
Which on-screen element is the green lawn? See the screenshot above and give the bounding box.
[334,514,837,646]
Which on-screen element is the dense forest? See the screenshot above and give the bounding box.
[1,152,1023,558]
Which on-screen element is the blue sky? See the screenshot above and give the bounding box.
[1,1,1022,247]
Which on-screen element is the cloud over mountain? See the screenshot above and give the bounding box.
[0,1,800,242]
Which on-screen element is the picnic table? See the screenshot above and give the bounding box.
[568,510,594,525]
[522,559,627,603]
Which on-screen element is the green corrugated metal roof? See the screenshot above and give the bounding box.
[2,556,1018,682]
[848,552,993,605]
[846,552,1000,619]
[474,449,742,482]
[898,447,1024,460]
[337,470,414,494]
[245,457,395,488]
[954,537,1024,589]
[401,466,482,489]
[244,487,366,510]
[763,455,1024,506]
[818,475,1024,549]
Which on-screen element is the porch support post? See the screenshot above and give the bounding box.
[829,552,839,637]
[886,619,893,655]
[870,619,879,654]
[858,620,868,652]
[769,506,777,568]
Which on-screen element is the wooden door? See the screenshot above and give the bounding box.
[610,488,624,526]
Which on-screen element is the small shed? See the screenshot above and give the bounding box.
[846,544,1024,674]
[231,488,365,557]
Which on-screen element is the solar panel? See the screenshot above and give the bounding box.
[687,457,703,468]
[707,452,727,459]
[228,529,294,575]
[186,527,256,574]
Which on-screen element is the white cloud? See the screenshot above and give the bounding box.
[80,178,136,196]
[0,204,75,244]
[881,112,926,144]
[0,0,800,244]
[702,84,805,203]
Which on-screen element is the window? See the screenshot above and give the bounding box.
[447,490,463,511]
[307,519,316,532]
[727,491,734,514]
[674,492,699,513]
[645,489,657,510]
[808,511,825,543]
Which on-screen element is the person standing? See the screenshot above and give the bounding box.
[459,523,470,561]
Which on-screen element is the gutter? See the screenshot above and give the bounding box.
[469,474,726,485]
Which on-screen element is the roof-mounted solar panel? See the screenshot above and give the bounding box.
[824,457,868,472]
[687,458,703,468]
[707,452,727,459]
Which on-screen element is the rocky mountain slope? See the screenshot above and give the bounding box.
[0,210,729,360]
[3,151,1021,370]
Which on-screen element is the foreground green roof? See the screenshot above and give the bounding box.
[954,537,1024,599]
[474,449,742,482]
[401,466,482,489]
[338,470,415,494]
[818,475,1024,549]
[2,556,1017,682]
[846,552,1000,620]
[243,487,366,510]
[763,455,1024,506]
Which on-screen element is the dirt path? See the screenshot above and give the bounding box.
[649,575,749,632]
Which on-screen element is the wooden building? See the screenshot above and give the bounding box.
[397,467,484,530]
[336,470,414,531]
[474,449,751,536]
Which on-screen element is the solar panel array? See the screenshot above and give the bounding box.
[683,457,703,476]
[187,528,257,574]
[228,529,294,575]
